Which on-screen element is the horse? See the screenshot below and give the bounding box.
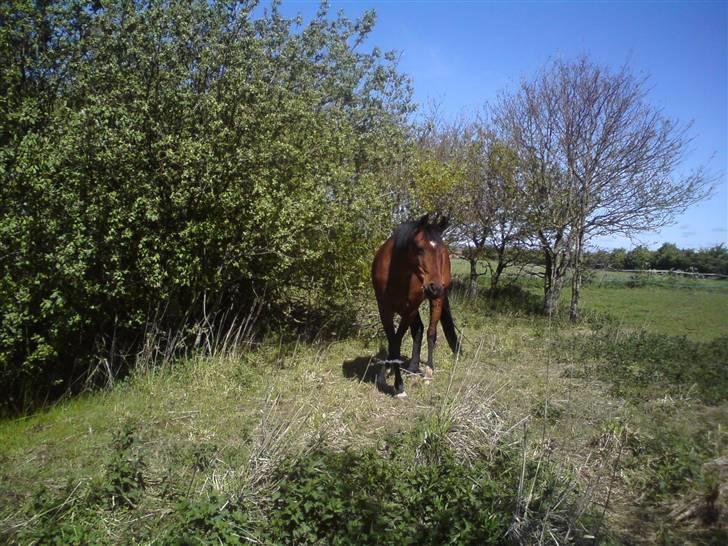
[371,214,459,398]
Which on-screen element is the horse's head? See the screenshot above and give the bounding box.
[407,214,451,299]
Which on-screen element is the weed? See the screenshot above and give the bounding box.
[101,423,146,509]
[163,494,254,545]
[563,326,728,405]
[266,445,513,545]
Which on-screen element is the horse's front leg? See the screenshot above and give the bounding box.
[425,298,444,381]
[390,315,412,396]
[376,301,410,396]
[405,311,424,374]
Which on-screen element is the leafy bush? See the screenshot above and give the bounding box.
[6,406,604,545]
[102,424,146,509]
[0,0,413,412]
[18,484,105,546]
[567,326,728,405]
[266,446,513,545]
[164,495,253,546]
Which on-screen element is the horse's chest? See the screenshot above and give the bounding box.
[388,277,425,314]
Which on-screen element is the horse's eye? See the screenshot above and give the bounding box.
[417,248,425,255]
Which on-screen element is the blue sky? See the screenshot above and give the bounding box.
[279,0,727,250]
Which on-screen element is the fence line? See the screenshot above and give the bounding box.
[603,269,728,279]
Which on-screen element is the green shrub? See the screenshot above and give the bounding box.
[266,447,513,546]
[163,495,253,546]
[0,1,412,412]
[566,326,728,405]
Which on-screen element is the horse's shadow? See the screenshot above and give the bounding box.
[342,349,401,396]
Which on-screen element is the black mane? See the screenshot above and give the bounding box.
[392,218,444,254]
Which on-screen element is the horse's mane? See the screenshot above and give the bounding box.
[392,219,444,253]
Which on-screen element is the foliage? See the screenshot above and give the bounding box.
[586,243,728,275]
[411,149,468,215]
[164,494,253,546]
[0,0,413,411]
[18,484,106,545]
[567,324,728,405]
[267,445,513,545]
[101,423,146,509]
[7,418,569,545]
[414,114,531,293]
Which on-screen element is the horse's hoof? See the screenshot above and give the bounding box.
[394,391,408,399]
[424,366,433,383]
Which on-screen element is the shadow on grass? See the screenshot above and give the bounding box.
[450,278,544,316]
[342,350,403,396]
[342,350,386,383]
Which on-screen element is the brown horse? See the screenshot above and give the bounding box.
[371,214,459,397]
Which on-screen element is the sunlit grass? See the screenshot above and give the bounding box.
[451,257,728,341]
[1,272,726,544]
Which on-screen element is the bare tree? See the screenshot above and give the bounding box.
[477,135,532,290]
[494,80,578,316]
[415,112,532,296]
[414,111,489,295]
[495,57,712,318]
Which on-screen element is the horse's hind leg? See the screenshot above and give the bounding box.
[391,318,411,397]
[376,359,388,391]
[376,302,398,360]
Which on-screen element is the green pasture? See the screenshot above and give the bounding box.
[2,262,726,544]
[452,258,728,341]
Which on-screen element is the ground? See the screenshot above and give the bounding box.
[1,269,726,544]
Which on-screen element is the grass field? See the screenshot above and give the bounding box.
[1,266,726,544]
[452,258,728,341]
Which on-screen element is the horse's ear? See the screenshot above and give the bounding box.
[437,215,449,232]
[417,214,429,227]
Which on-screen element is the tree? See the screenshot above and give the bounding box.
[654,243,686,270]
[624,246,653,270]
[0,0,413,411]
[495,57,711,318]
[477,137,531,290]
[413,112,531,295]
[494,86,576,316]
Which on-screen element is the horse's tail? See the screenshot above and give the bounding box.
[441,295,460,355]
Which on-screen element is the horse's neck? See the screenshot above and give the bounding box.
[391,260,420,289]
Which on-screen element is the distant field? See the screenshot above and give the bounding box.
[581,272,728,340]
[451,258,728,341]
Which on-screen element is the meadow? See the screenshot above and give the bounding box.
[452,259,728,341]
[1,266,726,544]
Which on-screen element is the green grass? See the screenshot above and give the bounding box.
[452,257,728,340]
[1,272,727,544]
[580,284,728,340]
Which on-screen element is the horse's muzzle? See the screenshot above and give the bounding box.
[424,282,444,299]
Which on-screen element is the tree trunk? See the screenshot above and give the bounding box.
[544,268,566,317]
[569,266,581,322]
[542,243,568,317]
[491,261,505,291]
[569,232,584,322]
[544,282,562,317]
[468,257,479,296]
